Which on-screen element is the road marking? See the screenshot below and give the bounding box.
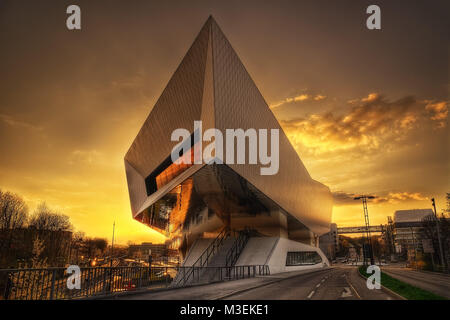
[316,283,321,288]
[344,274,362,300]
[215,267,332,300]
[321,278,325,283]
[307,290,315,299]
[341,287,352,298]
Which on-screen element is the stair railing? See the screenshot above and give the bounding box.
[225,227,251,268]
[179,226,230,286]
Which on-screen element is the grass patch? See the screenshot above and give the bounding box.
[358,266,447,300]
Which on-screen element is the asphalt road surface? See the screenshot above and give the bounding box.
[222,266,396,300]
[115,266,398,300]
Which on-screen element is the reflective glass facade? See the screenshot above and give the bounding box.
[135,163,312,253]
[155,150,194,190]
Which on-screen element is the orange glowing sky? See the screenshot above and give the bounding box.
[0,1,448,244]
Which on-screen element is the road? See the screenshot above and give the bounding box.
[113,266,398,300]
[382,267,450,299]
[223,266,395,300]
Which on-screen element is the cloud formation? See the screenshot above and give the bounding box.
[270,93,326,108]
[425,101,448,128]
[386,192,428,201]
[0,114,43,131]
[280,93,448,156]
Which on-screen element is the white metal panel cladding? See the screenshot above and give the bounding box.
[125,20,210,178]
[124,160,147,215]
[124,19,210,216]
[209,19,332,235]
[124,17,333,236]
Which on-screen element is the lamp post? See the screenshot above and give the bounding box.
[110,221,115,268]
[410,227,417,269]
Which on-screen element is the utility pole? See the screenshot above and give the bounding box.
[431,198,445,269]
[410,227,417,268]
[354,195,376,265]
[110,221,115,268]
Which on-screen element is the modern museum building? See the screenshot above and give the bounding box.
[124,17,333,275]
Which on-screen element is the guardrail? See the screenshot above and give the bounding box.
[0,265,269,300]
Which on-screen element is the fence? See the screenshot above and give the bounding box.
[0,265,269,300]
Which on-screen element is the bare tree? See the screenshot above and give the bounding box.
[28,203,73,266]
[422,214,450,269]
[0,189,28,229]
[92,238,108,253]
[83,237,108,260]
[0,189,29,266]
[29,203,72,231]
[31,236,47,268]
[69,231,85,264]
[446,192,450,216]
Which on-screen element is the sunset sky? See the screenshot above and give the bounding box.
[0,0,448,244]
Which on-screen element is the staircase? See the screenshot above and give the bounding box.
[198,237,236,282]
[203,228,252,282]
[170,228,252,287]
[170,227,230,287]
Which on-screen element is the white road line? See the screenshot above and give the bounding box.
[321,278,326,283]
[316,283,321,288]
[307,290,315,299]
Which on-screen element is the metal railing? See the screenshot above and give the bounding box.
[0,266,174,300]
[195,226,230,268]
[0,264,269,300]
[176,226,230,286]
[170,265,270,288]
[226,228,251,267]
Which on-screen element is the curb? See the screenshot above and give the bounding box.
[357,267,407,300]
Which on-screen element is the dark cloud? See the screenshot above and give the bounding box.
[332,191,429,207]
[332,191,358,205]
